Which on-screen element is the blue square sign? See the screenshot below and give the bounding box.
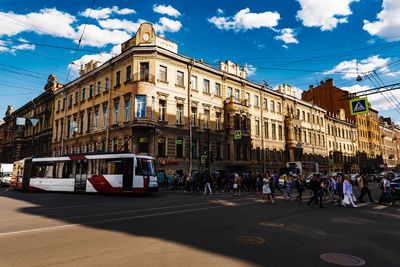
[350,97,369,115]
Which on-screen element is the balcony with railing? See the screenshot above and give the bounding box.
[131,73,155,84]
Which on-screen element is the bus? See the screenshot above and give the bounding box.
[11,153,158,194]
[286,161,319,176]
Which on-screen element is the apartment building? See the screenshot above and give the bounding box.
[51,22,286,176]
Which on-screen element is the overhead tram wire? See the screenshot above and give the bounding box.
[64,0,96,84]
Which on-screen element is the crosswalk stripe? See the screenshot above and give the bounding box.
[373,205,387,210]
[357,202,372,207]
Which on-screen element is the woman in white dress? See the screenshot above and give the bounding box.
[262,174,274,204]
[342,175,357,208]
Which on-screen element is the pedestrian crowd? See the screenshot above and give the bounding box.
[163,170,398,208]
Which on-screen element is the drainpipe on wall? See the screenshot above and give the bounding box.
[187,59,194,175]
[105,62,113,152]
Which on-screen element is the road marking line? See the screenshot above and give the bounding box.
[0,201,254,238]
[357,202,372,207]
[373,205,387,210]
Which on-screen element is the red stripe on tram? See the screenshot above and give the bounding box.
[88,176,123,193]
[69,155,87,161]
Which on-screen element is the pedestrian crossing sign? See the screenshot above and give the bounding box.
[350,97,369,115]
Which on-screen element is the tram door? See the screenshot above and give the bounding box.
[75,160,88,191]
[122,158,133,191]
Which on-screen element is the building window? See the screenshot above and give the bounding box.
[234,89,240,103]
[254,95,259,108]
[57,100,60,112]
[176,71,184,87]
[87,110,91,133]
[126,65,132,81]
[307,113,310,122]
[270,100,275,112]
[124,98,131,122]
[191,140,197,158]
[203,79,210,94]
[135,95,146,118]
[191,106,197,126]
[138,137,149,153]
[89,84,93,98]
[114,100,119,124]
[216,142,221,160]
[74,92,79,104]
[68,95,73,108]
[102,104,108,127]
[79,114,84,134]
[190,75,197,90]
[159,65,167,82]
[279,125,283,140]
[246,92,250,105]
[272,123,276,139]
[158,99,166,121]
[303,131,307,143]
[227,87,233,98]
[55,121,59,140]
[105,77,110,91]
[255,119,260,136]
[176,103,183,124]
[277,102,281,113]
[204,109,210,129]
[140,62,149,81]
[158,137,166,157]
[176,139,183,158]
[264,121,269,138]
[308,132,312,144]
[81,88,86,101]
[216,112,221,130]
[115,71,121,87]
[215,83,221,97]
[263,98,268,110]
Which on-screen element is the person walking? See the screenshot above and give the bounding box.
[307,174,324,208]
[335,176,344,206]
[184,173,192,193]
[285,174,294,200]
[233,173,241,196]
[379,172,396,206]
[357,174,374,202]
[295,175,305,203]
[203,171,213,195]
[272,172,282,194]
[342,175,357,208]
[261,175,274,204]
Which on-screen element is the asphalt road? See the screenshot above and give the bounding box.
[0,185,399,267]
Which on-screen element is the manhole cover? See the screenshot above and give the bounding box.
[258,221,284,228]
[234,236,265,245]
[320,253,366,266]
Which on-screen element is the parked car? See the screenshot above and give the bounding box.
[376,171,386,182]
[0,173,12,186]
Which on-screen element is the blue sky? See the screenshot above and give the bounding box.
[0,0,399,121]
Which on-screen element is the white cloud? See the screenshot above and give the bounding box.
[154,17,182,36]
[0,8,76,38]
[296,0,357,31]
[274,28,299,44]
[291,86,304,99]
[342,84,400,111]
[98,18,143,33]
[363,0,400,41]
[75,24,131,47]
[208,8,280,31]
[325,55,391,79]
[153,4,181,18]
[282,45,289,49]
[80,6,135,20]
[10,38,35,52]
[70,45,121,77]
[0,40,9,52]
[217,8,224,15]
[244,64,256,76]
[257,44,266,50]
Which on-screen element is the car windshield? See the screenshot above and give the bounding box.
[139,158,156,176]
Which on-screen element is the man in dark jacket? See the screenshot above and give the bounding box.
[307,174,324,208]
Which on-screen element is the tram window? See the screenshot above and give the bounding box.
[135,160,143,176]
[102,159,123,175]
[62,161,75,178]
[55,162,65,178]
[79,160,88,176]
[31,163,54,178]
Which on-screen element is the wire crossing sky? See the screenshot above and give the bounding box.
[0,0,399,121]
